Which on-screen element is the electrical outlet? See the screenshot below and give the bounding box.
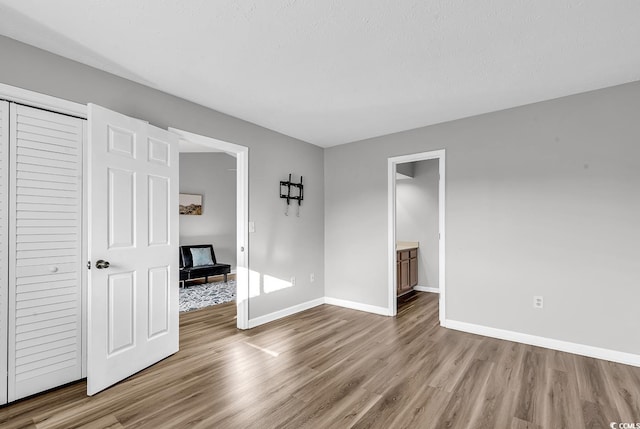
[249,221,255,233]
[310,273,315,282]
[291,276,296,286]
[533,296,543,309]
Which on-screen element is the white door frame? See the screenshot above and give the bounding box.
[0,84,89,378]
[388,149,446,324]
[0,83,87,118]
[168,128,250,330]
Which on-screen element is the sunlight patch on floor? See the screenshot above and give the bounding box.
[244,342,280,357]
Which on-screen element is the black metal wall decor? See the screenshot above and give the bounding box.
[280,173,304,216]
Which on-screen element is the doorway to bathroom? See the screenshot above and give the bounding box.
[387,150,445,323]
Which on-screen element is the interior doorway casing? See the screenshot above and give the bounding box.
[388,149,445,323]
[168,128,250,330]
[0,84,252,331]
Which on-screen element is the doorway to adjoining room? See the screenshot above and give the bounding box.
[173,131,248,328]
[388,150,445,322]
[178,150,237,312]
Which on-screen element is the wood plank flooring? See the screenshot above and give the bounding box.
[2,292,640,428]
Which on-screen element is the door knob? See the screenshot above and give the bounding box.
[96,260,110,269]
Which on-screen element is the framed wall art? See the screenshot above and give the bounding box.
[179,193,203,215]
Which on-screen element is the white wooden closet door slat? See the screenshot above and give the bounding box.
[0,101,8,405]
[17,162,79,178]
[16,154,77,171]
[8,104,83,402]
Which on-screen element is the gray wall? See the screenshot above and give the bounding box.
[179,153,237,269]
[0,35,325,319]
[325,80,640,355]
[396,162,414,178]
[396,159,439,288]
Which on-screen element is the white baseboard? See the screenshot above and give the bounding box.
[246,296,391,329]
[414,285,439,293]
[248,298,324,328]
[444,319,640,368]
[324,297,391,316]
[245,297,640,368]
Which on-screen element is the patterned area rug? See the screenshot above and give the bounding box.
[179,280,236,312]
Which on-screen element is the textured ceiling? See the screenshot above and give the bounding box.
[1,1,639,147]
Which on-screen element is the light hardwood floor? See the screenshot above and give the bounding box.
[1,292,639,428]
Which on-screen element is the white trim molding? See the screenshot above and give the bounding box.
[168,127,250,330]
[0,82,87,118]
[248,296,392,328]
[414,286,440,294]
[324,297,392,316]
[388,149,446,323]
[248,298,325,328]
[444,319,640,368]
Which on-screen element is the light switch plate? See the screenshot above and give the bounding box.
[249,221,255,233]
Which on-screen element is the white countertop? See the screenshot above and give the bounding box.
[396,241,419,251]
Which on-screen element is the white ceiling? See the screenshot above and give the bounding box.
[1,1,639,147]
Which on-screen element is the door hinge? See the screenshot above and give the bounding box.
[87,260,91,270]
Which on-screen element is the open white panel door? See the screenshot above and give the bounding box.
[87,104,179,395]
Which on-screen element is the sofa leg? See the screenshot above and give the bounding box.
[224,274,228,283]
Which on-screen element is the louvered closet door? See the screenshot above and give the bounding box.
[8,104,84,401]
[0,101,8,405]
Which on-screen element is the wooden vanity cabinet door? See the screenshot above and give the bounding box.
[409,249,418,287]
[397,249,418,295]
[400,259,410,291]
[409,256,418,287]
[398,250,410,293]
[396,255,402,294]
